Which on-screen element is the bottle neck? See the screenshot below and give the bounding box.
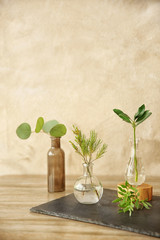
[130,138,140,156]
[130,138,139,149]
[83,163,93,177]
[50,137,60,148]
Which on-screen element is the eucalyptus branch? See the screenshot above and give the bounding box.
[16,118,67,139]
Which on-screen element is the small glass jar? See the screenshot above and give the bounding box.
[74,163,103,204]
[47,137,65,192]
[125,139,145,186]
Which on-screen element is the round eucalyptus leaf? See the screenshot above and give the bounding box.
[16,123,31,139]
[35,117,44,133]
[50,124,67,137]
[43,120,59,133]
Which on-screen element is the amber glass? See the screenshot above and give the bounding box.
[47,137,65,192]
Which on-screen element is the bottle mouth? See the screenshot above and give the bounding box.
[50,136,61,139]
[83,162,93,167]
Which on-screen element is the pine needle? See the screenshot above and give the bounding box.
[70,126,107,163]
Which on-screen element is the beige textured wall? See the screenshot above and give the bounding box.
[0,0,160,179]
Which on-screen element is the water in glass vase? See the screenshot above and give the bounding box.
[126,173,145,186]
[74,163,103,204]
[125,139,145,186]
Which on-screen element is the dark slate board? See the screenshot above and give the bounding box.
[30,189,160,238]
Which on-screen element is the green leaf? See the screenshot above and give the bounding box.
[118,186,126,193]
[136,110,152,126]
[142,202,150,209]
[69,141,83,158]
[121,196,128,204]
[81,138,90,156]
[43,120,59,133]
[119,202,127,208]
[135,199,140,209]
[124,205,131,212]
[130,186,137,192]
[16,123,31,139]
[118,191,125,196]
[129,209,132,216]
[146,202,152,207]
[125,181,130,187]
[70,125,107,163]
[141,200,152,208]
[127,192,131,197]
[35,117,44,133]
[69,141,78,151]
[113,180,152,216]
[118,209,124,213]
[96,143,107,160]
[130,191,135,194]
[112,198,122,203]
[50,124,67,137]
[89,130,98,152]
[113,109,131,124]
[134,104,145,120]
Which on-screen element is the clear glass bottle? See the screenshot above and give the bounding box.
[125,139,145,186]
[74,163,103,204]
[47,137,65,192]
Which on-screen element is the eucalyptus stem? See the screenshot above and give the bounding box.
[133,123,138,183]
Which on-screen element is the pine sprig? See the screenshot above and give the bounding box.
[112,181,152,216]
[95,144,107,160]
[89,131,102,153]
[70,125,107,164]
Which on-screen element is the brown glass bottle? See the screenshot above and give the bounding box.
[47,137,65,192]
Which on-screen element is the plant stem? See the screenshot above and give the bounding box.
[133,124,138,182]
[86,164,100,200]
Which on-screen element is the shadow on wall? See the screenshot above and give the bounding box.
[141,139,160,176]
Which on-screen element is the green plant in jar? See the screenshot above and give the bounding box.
[69,125,107,204]
[113,104,152,184]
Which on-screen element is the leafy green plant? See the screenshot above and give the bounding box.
[112,181,152,216]
[70,125,107,200]
[69,125,107,164]
[113,104,152,182]
[16,117,67,139]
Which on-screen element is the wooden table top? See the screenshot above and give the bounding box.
[0,175,159,240]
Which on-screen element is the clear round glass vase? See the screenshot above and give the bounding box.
[74,163,103,204]
[125,139,145,186]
